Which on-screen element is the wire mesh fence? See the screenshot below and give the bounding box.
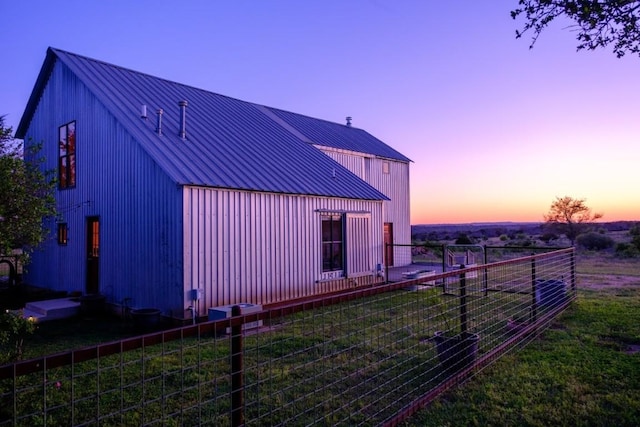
[0,248,575,426]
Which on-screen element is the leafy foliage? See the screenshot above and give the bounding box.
[543,196,602,245]
[0,116,56,263]
[0,310,36,363]
[454,233,474,245]
[575,231,614,250]
[512,0,640,58]
[617,223,640,257]
[630,223,640,249]
[615,242,640,257]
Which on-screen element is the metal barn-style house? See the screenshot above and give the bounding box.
[16,48,411,320]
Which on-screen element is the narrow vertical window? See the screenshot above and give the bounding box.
[322,214,344,272]
[382,161,390,174]
[57,223,68,245]
[59,121,76,188]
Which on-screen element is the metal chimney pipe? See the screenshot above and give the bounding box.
[156,108,163,135]
[179,100,188,140]
[346,116,352,127]
[141,104,147,119]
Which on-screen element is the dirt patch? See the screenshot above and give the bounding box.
[577,274,640,290]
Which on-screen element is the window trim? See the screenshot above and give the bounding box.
[58,120,77,189]
[321,214,344,274]
[57,223,68,245]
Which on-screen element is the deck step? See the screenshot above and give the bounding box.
[23,298,80,322]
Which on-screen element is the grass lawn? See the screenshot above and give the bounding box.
[6,250,639,425]
[402,252,640,426]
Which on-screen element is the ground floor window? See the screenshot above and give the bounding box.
[57,223,68,245]
[322,214,344,272]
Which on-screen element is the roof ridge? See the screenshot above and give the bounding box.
[50,48,356,131]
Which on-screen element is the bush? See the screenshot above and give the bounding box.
[540,232,559,243]
[454,233,474,245]
[0,310,36,364]
[629,224,640,251]
[576,232,614,251]
[615,242,640,258]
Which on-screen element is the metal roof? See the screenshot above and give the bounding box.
[17,48,405,201]
[265,107,412,162]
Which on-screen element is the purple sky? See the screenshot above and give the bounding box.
[2,1,638,224]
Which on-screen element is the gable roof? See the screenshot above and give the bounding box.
[265,107,411,162]
[17,48,408,200]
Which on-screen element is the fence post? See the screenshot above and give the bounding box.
[231,305,244,427]
[570,249,576,297]
[531,256,537,322]
[483,245,488,297]
[385,243,389,283]
[459,266,467,335]
[441,244,447,294]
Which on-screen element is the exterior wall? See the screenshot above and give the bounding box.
[318,148,412,266]
[183,187,384,314]
[22,61,184,316]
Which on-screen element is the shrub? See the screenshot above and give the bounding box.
[615,242,639,258]
[454,233,474,245]
[576,232,614,251]
[629,224,640,251]
[539,232,558,243]
[0,310,36,364]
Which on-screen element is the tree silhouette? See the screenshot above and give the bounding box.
[543,196,603,245]
[512,0,640,58]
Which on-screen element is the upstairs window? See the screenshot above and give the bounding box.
[59,121,76,188]
[382,161,390,174]
[322,214,344,272]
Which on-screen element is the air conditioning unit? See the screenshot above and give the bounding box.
[208,303,263,333]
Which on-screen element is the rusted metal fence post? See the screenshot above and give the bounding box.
[531,256,537,322]
[385,243,390,283]
[483,246,489,297]
[459,266,467,335]
[441,244,447,294]
[570,249,576,296]
[231,305,244,427]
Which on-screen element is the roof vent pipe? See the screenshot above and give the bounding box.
[141,104,147,119]
[346,116,352,127]
[156,108,163,135]
[179,100,188,140]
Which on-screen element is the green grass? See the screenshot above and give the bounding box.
[403,253,640,427]
[5,250,636,425]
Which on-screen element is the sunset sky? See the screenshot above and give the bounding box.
[2,1,638,224]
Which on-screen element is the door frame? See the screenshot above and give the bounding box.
[383,222,394,268]
[86,216,100,294]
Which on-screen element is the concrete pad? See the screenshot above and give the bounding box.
[23,298,80,322]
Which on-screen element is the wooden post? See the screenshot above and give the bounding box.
[231,305,244,427]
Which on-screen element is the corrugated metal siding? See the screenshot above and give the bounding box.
[183,187,384,313]
[23,60,184,315]
[346,214,372,277]
[320,149,412,266]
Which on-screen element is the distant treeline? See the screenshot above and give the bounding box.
[411,221,637,242]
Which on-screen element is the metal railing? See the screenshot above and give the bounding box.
[0,248,575,426]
